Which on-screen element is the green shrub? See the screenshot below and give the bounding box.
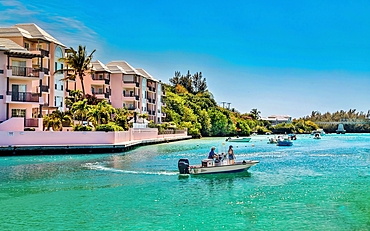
[95,122,124,132]
[73,124,93,131]
[24,128,35,131]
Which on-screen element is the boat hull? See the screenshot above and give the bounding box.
[189,161,259,175]
[277,141,293,146]
[226,137,252,142]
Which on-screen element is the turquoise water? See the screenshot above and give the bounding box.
[1,134,369,230]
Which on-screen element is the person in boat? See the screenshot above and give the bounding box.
[228,145,235,164]
[208,147,219,161]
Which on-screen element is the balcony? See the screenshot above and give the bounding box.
[41,85,49,93]
[123,81,140,88]
[7,66,43,80]
[147,86,156,92]
[92,76,110,85]
[24,118,39,127]
[30,48,50,57]
[6,91,40,103]
[147,98,156,104]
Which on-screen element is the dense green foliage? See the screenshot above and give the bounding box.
[302,109,370,133]
[164,71,322,137]
[96,122,124,131]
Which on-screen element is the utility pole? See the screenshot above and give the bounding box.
[219,102,231,110]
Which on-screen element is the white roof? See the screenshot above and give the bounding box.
[15,23,65,47]
[0,38,33,54]
[0,23,65,47]
[106,61,144,76]
[91,60,111,72]
[136,68,158,82]
[262,115,292,121]
[106,64,127,74]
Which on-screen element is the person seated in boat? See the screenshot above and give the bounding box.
[228,145,235,164]
[208,147,219,161]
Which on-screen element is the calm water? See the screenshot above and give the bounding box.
[1,134,369,231]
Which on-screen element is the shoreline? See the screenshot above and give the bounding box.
[0,135,192,156]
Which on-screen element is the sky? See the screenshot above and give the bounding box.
[1,0,370,118]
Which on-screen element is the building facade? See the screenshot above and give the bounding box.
[0,23,66,130]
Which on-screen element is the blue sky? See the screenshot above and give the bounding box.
[1,0,370,118]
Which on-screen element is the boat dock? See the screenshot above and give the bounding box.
[0,133,192,156]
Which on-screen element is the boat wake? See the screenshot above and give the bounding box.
[82,163,178,176]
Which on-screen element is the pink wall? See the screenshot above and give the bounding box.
[132,128,158,140]
[0,128,188,146]
[110,72,123,109]
[0,117,24,131]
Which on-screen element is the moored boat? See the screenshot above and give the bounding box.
[225,137,252,142]
[178,158,259,175]
[276,137,293,146]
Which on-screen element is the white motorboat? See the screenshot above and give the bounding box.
[225,137,252,142]
[178,158,259,175]
[313,133,321,139]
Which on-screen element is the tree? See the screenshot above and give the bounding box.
[57,45,96,96]
[43,110,72,131]
[250,108,261,120]
[71,99,90,123]
[169,70,207,94]
[192,72,207,94]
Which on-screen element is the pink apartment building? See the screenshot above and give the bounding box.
[0,23,166,132]
[0,24,66,131]
[66,60,166,123]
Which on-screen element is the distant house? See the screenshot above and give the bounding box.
[261,115,292,126]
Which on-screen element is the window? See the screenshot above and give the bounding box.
[55,84,57,90]
[24,43,30,50]
[99,74,103,80]
[55,62,57,72]
[11,109,26,117]
[61,64,63,70]
[61,85,63,91]
[123,103,126,108]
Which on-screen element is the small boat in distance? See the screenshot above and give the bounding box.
[311,129,326,135]
[225,136,252,142]
[267,137,278,144]
[313,133,321,139]
[178,158,259,175]
[276,136,293,146]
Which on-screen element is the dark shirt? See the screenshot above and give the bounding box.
[208,150,216,159]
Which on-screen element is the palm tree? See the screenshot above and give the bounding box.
[71,99,90,124]
[87,100,115,126]
[250,108,261,120]
[57,45,96,96]
[43,110,72,131]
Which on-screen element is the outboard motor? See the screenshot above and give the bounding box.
[178,158,190,174]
